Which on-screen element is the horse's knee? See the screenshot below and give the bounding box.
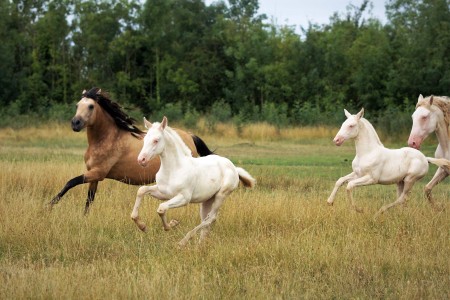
[157,203,168,215]
[137,186,149,197]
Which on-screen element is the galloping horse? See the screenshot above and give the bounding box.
[131,116,255,246]
[49,88,213,214]
[408,95,450,209]
[327,108,444,219]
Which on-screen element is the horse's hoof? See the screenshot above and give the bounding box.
[49,196,60,206]
[138,224,147,232]
[178,240,188,249]
[46,202,54,211]
[169,219,180,228]
[432,203,445,212]
[327,201,333,206]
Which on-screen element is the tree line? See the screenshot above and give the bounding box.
[0,0,449,130]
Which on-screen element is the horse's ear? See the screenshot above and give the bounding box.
[96,89,102,94]
[356,108,364,119]
[344,109,352,118]
[429,95,434,106]
[418,94,423,102]
[161,116,168,130]
[143,117,151,129]
[82,89,86,95]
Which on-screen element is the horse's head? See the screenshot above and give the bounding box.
[408,95,439,149]
[71,89,102,132]
[138,116,168,167]
[333,108,364,146]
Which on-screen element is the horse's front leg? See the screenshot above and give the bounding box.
[84,181,98,215]
[346,175,375,213]
[327,172,357,205]
[157,194,190,231]
[179,191,228,247]
[131,185,165,232]
[424,168,448,211]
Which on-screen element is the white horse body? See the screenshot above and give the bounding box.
[408,94,449,207]
[155,154,239,203]
[328,108,431,218]
[131,116,255,246]
[352,147,428,185]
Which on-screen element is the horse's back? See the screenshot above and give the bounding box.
[186,155,239,201]
[380,147,428,182]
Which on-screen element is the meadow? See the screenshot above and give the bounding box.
[0,122,449,299]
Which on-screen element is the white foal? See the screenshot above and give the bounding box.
[131,116,256,247]
[327,108,433,219]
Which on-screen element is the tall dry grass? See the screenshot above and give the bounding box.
[0,124,449,299]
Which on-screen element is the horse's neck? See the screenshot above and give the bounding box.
[435,115,450,155]
[431,97,450,155]
[87,109,118,145]
[159,128,191,171]
[354,119,383,155]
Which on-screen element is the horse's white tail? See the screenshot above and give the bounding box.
[427,157,450,173]
[236,167,256,188]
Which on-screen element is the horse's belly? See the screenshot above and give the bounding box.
[107,160,158,185]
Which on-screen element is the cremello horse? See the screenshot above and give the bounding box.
[408,95,450,208]
[327,108,441,219]
[131,116,256,246]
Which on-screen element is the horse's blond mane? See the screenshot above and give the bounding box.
[417,96,450,130]
[163,125,193,157]
[360,118,384,146]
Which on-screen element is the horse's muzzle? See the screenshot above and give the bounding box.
[71,118,84,132]
[333,136,344,146]
[407,137,422,150]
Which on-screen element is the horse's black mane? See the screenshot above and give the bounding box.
[83,87,145,137]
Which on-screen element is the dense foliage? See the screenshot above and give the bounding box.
[0,0,449,129]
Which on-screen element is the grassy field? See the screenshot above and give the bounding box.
[0,123,449,299]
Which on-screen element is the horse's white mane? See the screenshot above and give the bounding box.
[162,124,192,157]
[360,117,383,146]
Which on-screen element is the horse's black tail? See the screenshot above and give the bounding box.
[192,135,214,156]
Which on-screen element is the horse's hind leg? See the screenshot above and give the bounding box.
[179,192,228,247]
[424,168,448,211]
[49,175,86,208]
[374,180,415,219]
[84,181,98,214]
[199,198,215,241]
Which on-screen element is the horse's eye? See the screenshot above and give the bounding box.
[153,139,159,145]
[88,104,94,110]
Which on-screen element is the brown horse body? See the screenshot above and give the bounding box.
[50,88,212,213]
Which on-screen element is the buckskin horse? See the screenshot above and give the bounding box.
[49,88,213,214]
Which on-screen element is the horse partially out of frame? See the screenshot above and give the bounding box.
[327,108,446,219]
[49,88,213,214]
[408,94,450,209]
